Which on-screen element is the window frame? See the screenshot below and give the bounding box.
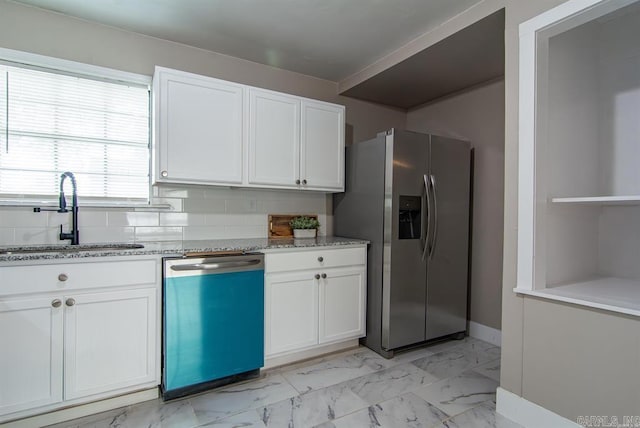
[0,47,153,207]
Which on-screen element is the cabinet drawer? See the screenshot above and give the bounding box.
[265,247,365,273]
[0,258,158,296]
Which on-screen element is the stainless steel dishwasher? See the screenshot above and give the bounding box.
[162,253,264,400]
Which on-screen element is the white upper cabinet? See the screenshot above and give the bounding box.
[301,100,345,191]
[153,67,244,185]
[153,66,345,192]
[248,89,345,191]
[517,0,640,317]
[248,89,300,188]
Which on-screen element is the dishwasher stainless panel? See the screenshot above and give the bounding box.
[162,253,264,400]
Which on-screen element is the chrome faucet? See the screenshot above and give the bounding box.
[34,171,80,245]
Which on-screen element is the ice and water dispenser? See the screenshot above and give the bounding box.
[398,195,421,239]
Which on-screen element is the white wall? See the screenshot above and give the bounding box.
[598,6,640,195]
[0,0,406,245]
[546,22,600,198]
[0,186,330,245]
[542,7,640,286]
[594,7,640,283]
[406,79,505,331]
[543,20,601,286]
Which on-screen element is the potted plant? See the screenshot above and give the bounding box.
[289,216,320,239]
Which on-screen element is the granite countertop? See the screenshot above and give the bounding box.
[0,236,369,263]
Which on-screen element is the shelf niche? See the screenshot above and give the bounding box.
[518,0,640,316]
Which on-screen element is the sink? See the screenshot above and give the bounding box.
[0,243,144,255]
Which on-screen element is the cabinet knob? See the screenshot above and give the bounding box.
[321,273,327,279]
[314,274,320,280]
[51,299,62,308]
[302,179,307,185]
[58,273,68,282]
[65,298,76,307]
[296,179,301,185]
[161,170,168,178]
[317,256,324,262]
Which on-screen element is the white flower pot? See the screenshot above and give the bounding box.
[293,229,317,239]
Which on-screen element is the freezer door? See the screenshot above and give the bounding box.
[382,130,429,350]
[425,135,471,340]
[334,135,387,354]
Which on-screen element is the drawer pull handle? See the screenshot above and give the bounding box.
[65,298,76,307]
[58,273,68,282]
[321,273,327,279]
[317,256,324,262]
[315,274,320,280]
[51,299,62,308]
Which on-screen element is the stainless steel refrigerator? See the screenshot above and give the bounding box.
[334,129,472,358]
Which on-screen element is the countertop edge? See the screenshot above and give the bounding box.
[0,237,369,263]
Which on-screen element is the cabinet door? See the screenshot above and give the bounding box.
[0,297,63,416]
[319,267,366,344]
[248,89,300,188]
[265,272,318,356]
[300,100,345,191]
[64,288,157,400]
[155,68,244,185]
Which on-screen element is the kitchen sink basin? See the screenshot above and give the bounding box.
[0,243,145,255]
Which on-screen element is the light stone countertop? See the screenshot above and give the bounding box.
[0,236,369,263]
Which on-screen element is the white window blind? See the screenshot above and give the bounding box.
[0,63,150,202]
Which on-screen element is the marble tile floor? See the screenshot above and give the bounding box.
[47,337,521,428]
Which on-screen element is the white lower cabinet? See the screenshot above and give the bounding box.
[64,288,157,400]
[265,272,318,355]
[264,246,366,359]
[318,267,365,344]
[0,257,160,422]
[0,297,63,416]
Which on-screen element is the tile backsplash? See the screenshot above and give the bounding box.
[0,185,332,246]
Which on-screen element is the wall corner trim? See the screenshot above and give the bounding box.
[496,387,581,428]
[468,321,502,347]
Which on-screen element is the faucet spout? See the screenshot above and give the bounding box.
[59,172,79,245]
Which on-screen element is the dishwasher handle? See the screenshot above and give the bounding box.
[170,258,262,272]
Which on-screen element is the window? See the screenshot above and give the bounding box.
[0,60,150,203]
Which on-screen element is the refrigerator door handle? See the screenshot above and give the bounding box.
[429,174,438,259]
[422,174,431,261]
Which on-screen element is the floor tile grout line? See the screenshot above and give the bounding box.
[433,397,501,427]
[54,340,501,428]
[314,360,492,427]
[261,343,500,426]
[252,339,501,426]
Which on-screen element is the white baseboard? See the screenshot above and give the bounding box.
[468,321,502,347]
[2,388,158,428]
[496,387,580,428]
[264,339,359,369]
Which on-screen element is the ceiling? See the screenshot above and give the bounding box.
[341,10,505,109]
[11,0,485,82]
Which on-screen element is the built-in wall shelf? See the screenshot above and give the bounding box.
[517,0,640,318]
[550,196,640,205]
[515,277,640,317]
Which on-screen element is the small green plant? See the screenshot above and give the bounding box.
[289,216,320,230]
